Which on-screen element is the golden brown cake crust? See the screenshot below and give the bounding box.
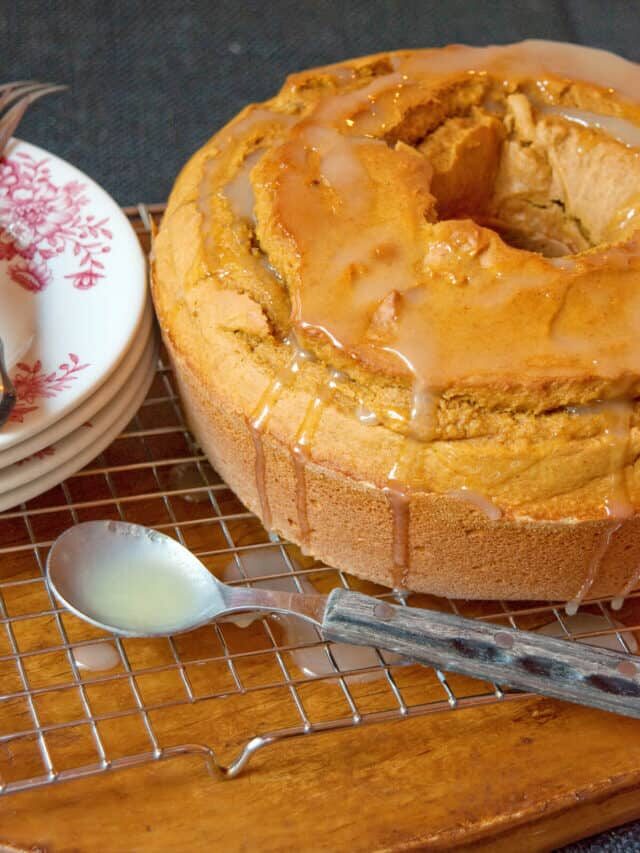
[152,41,640,601]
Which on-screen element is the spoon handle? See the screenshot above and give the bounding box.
[0,338,16,428]
[220,583,327,626]
[321,589,640,719]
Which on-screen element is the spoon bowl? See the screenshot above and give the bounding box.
[46,520,225,636]
[46,520,325,636]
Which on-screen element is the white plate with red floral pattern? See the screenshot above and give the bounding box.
[0,138,147,451]
[0,327,157,493]
[0,330,158,511]
[0,295,153,469]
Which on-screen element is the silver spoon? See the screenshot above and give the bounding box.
[46,520,640,718]
[0,337,16,427]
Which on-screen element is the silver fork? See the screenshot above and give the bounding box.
[0,338,16,427]
[0,80,67,154]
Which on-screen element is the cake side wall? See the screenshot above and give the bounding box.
[162,333,640,601]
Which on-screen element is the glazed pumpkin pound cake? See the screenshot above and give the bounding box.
[152,40,640,605]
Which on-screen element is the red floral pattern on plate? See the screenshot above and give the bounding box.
[15,445,56,466]
[10,353,89,423]
[0,152,112,292]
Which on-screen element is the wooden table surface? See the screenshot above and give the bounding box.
[2,693,640,852]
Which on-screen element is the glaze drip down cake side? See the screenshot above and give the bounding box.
[152,40,640,606]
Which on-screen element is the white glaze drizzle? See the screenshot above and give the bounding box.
[198,107,293,260]
[248,335,314,531]
[540,106,640,148]
[248,426,272,530]
[383,481,411,586]
[562,396,635,612]
[222,147,265,221]
[566,521,623,615]
[409,382,440,442]
[568,399,635,520]
[382,444,422,588]
[197,155,221,260]
[291,369,343,545]
[446,487,503,521]
[356,403,379,426]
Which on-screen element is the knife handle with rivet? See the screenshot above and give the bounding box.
[321,588,640,718]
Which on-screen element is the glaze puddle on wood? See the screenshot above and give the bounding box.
[169,463,211,503]
[223,549,401,680]
[73,641,120,672]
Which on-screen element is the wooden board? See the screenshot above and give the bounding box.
[1,695,640,851]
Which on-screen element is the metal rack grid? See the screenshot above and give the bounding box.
[0,205,639,796]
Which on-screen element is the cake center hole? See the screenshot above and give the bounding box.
[417,92,638,258]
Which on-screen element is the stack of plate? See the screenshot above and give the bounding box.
[0,139,156,512]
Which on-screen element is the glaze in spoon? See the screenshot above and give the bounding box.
[46,520,325,636]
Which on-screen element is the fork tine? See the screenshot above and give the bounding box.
[0,85,67,154]
[0,338,16,429]
[0,82,52,112]
[0,80,39,93]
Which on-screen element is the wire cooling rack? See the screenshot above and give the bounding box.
[0,205,639,797]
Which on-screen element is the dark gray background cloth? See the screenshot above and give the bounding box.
[4,0,640,206]
[4,1,640,849]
